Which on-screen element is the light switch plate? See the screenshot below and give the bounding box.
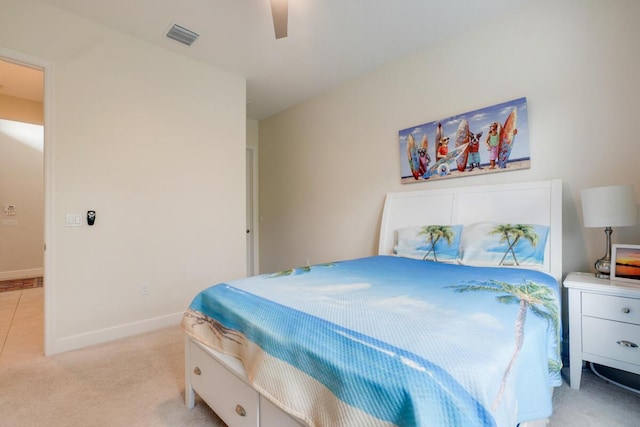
[65,214,82,226]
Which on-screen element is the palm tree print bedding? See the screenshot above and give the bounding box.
[182,256,561,427]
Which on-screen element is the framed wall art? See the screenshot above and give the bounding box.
[611,244,640,284]
[399,97,530,184]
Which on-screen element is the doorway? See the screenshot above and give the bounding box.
[0,49,51,361]
[246,146,258,276]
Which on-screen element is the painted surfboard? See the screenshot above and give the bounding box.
[435,122,443,165]
[406,134,420,179]
[407,133,430,179]
[455,119,470,172]
[424,143,469,178]
[417,134,429,177]
[498,109,518,168]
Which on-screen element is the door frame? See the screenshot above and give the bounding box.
[0,47,55,355]
[246,146,259,276]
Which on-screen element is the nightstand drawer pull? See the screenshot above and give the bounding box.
[193,366,201,375]
[622,307,631,314]
[235,404,246,417]
[616,340,638,348]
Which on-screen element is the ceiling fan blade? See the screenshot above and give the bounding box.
[270,0,288,39]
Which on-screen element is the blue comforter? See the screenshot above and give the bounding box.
[181,256,561,426]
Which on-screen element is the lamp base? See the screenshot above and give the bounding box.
[594,260,610,279]
[594,227,613,279]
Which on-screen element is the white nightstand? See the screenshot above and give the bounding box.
[563,272,640,390]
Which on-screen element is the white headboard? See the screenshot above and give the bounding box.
[378,179,562,282]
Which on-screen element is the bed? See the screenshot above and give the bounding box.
[181,179,563,427]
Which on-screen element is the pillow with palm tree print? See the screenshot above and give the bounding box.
[394,224,463,263]
[459,222,549,268]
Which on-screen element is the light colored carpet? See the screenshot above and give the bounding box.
[551,367,640,426]
[0,326,638,426]
[0,326,225,426]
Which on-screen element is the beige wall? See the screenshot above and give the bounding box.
[259,0,640,276]
[0,0,246,353]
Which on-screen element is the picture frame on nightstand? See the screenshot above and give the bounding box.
[611,244,640,284]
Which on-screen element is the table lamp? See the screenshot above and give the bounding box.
[581,184,637,278]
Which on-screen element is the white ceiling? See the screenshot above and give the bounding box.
[11,0,536,120]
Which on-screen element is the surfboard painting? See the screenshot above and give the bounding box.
[398,97,530,184]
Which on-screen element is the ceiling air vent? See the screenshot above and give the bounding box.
[166,23,199,46]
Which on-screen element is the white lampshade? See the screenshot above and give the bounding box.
[581,184,637,228]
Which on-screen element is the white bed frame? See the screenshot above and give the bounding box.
[185,179,562,427]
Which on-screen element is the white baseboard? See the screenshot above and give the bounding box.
[0,268,43,281]
[51,311,183,354]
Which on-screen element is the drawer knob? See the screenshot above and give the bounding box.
[621,307,631,314]
[235,404,247,417]
[616,340,638,348]
[193,367,201,375]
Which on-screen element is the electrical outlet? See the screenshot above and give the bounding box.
[140,282,150,295]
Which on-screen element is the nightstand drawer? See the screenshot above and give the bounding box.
[582,293,640,325]
[582,316,640,366]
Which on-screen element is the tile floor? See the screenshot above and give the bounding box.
[0,287,44,367]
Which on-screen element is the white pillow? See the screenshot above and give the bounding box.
[459,222,549,268]
[394,224,463,263]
